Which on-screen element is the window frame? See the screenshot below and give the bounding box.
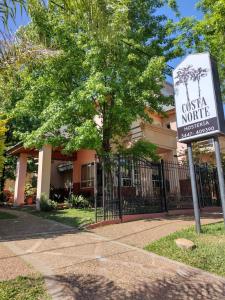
[80,162,95,188]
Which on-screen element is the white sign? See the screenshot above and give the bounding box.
[173,52,225,142]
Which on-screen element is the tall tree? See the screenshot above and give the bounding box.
[2,1,180,156]
[21,1,179,155]
[175,0,225,97]
[0,0,25,29]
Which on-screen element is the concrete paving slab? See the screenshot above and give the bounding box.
[0,208,76,241]
[91,213,223,248]
[1,208,225,299]
[0,244,35,281]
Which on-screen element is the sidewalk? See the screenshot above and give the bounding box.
[91,212,223,248]
[0,244,35,281]
[1,208,225,300]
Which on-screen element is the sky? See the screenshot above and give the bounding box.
[164,0,203,70]
[3,2,225,115]
[4,0,202,69]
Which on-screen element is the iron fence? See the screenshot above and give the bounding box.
[95,155,221,222]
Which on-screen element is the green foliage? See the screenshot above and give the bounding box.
[145,221,225,277]
[121,139,159,161]
[0,116,7,177]
[0,0,180,156]
[39,193,57,211]
[175,0,225,96]
[25,206,94,228]
[68,194,90,209]
[24,183,36,198]
[0,211,17,219]
[0,275,50,300]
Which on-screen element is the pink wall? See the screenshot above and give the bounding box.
[73,150,96,183]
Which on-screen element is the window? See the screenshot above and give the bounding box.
[81,163,94,188]
[152,168,161,189]
[120,159,138,187]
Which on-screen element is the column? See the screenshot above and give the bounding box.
[36,145,52,210]
[14,153,28,206]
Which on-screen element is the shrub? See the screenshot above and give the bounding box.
[25,183,36,198]
[68,194,90,209]
[40,194,57,212]
[1,190,13,203]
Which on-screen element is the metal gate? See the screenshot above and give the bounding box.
[95,155,221,222]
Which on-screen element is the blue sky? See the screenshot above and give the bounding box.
[5,0,202,69]
[4,1,224,113]
[164,0,203,69]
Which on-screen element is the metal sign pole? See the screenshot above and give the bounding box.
[213,136,225,225]
[187,142,201,234]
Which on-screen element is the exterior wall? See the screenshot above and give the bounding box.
[4,179,15,192]
[50,161,73,189]
[219,136,225,154]
[14,153,28,205]
[160,109,187,161]
[73,149,96,196]
[50,161,65,188]
[143,123,177,151]
[4,172,34,193]
[130,109,178,161]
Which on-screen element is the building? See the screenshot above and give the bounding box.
[6,82,224,207]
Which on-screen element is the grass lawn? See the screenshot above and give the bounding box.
[24,208,95,229]
[0,275,50,300]
[145,222,225,277]
[0,211,17,220]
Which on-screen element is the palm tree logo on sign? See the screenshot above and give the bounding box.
[175,65,208,104]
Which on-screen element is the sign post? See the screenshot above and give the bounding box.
[213,137,225,224]
[187,143,201,233]
[173,52,225,232]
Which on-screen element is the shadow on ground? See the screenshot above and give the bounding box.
[47,270,225,300]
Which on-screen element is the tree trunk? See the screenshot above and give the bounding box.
[102,138,111,153]
[101,94,114,154]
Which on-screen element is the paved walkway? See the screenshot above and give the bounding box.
[91,212,223,248]
[1,208,225,300]
[0,244,35,281]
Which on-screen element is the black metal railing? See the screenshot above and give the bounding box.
[95,155,221,222]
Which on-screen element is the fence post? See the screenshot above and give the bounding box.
[117,154,122,220]
[102,158,106,221]
[161,160,168,212]
[94,156,98,223]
